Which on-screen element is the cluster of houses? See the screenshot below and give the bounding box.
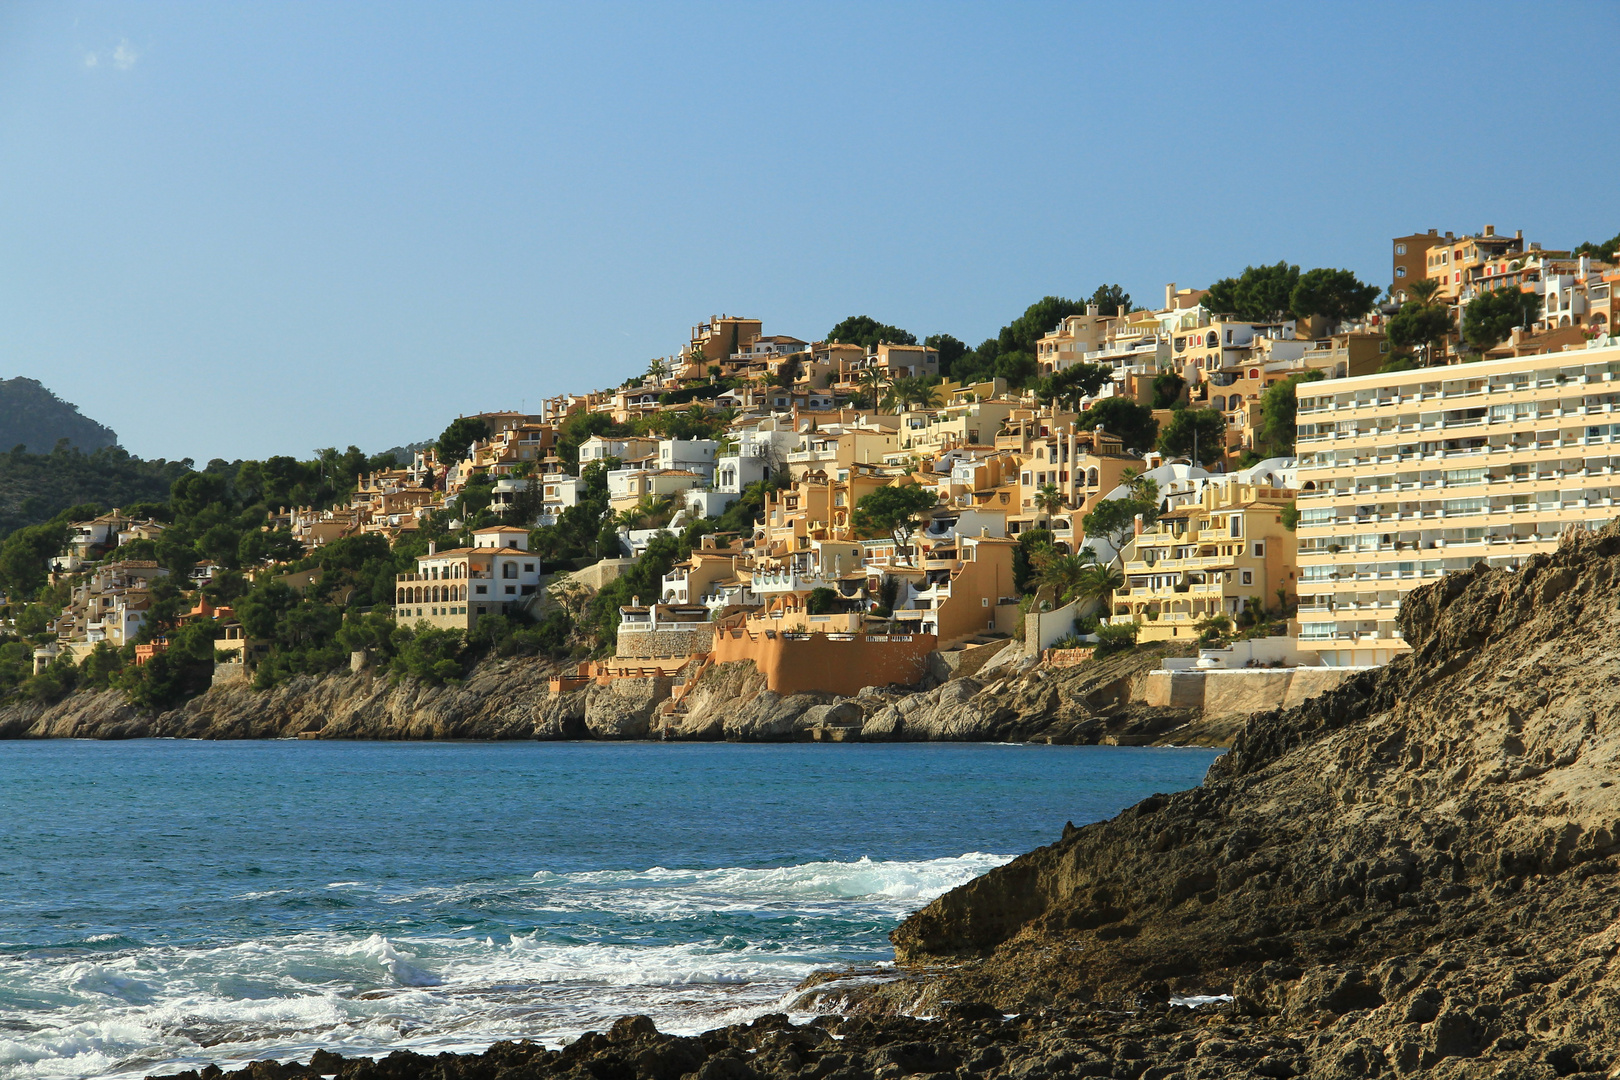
[31,223,1620,689]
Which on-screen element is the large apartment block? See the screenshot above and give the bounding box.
[1294,341,1620,666]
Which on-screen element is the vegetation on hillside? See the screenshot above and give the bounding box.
[0,377,119,454]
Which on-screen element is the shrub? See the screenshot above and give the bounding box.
[1094,621,1139,656]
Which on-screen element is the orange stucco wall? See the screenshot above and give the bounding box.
[711,627,937,696]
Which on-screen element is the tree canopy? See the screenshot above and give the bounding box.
[1462,288,1544,354]
[851,484,938,558]
[1034,363,1109,410]
[436,417,492,462]
[1575,230,1620,262]
[1088,284,1131,316]
[1082,495,1158,568]
[1078,397,1158,453]
[1156,407,1227,466]
[1257,370,1326,456]
[1203,262,1301,322]
[1289,268,1380,323]
[1387,298,1454,362]
[923,334,968,377]
[827,315,916,348]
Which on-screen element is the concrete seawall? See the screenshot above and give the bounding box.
[1141,666,1365,720]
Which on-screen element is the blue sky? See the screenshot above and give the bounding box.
[3,2,1618,462]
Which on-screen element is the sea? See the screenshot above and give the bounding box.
[0,740,1221,1080]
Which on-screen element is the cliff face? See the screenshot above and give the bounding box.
[888,525,1620,1075]
[0,643,1229,745]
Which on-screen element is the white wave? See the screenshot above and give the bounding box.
[0,853,1008,1080]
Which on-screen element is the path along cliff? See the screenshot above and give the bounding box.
[0,640,1245,745]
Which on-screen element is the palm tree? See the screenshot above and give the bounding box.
[1034,552,1091,606]
[858,367,890,410]
[1034,483,1066,518]
[1074,561,1124,612]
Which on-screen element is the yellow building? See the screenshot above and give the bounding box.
[1113,479,1298,641]
[1294,343,1620,665]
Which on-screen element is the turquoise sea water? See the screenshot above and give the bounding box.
[0,740,1220,1079]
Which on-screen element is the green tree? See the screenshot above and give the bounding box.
[1079,397,1158,452]
[1082,496,1158,568]
[1033,483,1065,517]
[1387,298,1454,365]
[1157,408,1227,466]
[1012,527,1054,593]
[1257,370,1326,455]
[1034,551,1091,606]
[1288,268,1380,324]
[807,586,838,615]
[827,315,916,348]
[851,484,939,563]
[1574,231,1620,261]
[1035,363,1109,410]
[1074,560,1124,611]
[436,417,492,463]
[1087,284,1131,316]
[1150,370,1186,409]
[1203,262,1301,322]
[1462,288,1544,354]
[923,334,968,378]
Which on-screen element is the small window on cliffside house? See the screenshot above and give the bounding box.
[1252,542,1265,557]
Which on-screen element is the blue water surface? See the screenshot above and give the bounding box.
[0,740,1219,1079]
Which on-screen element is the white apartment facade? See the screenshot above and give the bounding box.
[1294,341,1620,666]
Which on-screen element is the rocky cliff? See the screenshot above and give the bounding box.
[877,524,1620,1076]
[0,643,1230,745]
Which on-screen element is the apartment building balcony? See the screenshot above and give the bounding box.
[751,569,841,593]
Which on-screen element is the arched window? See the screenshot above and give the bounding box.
[1205,332,1217,348]
[396,588,405,604]
[1087,467,1098,486]
[1248,369,1260,380]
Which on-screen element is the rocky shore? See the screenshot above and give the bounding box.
[0,643,1239,746]
[150,525,1620,1078]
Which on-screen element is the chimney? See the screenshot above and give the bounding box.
[1133,512,1145,536]
[1483,224,1495,237]
[1427,228,1437,236]
[428,542,436,556]
[1516,229,1523,240]
[1165,283,1176,309]
[1086,304,1099,317]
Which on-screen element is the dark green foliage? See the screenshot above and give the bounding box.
[1257,371,1326,455]
[1157,408,1227,465]
[1151,371,1186,410]
[827,316,916,348]
[1574,231,1620,261]
[1079,397,1158,452]
[0,377,117,453]
[1088,284,1131,316]
[1462,288,1544,353]
[1289,268,1379,323]
[998,297,1088,356]
[0,509,84,600]
[807,587,838,615]
[122,622,217,712]
[583,533,688,651]
[388,624,466,685]
[436,417,492,463]
[0,444,189,540]
[1083,497,1158,567]
[1012,528,1055,594]
[1203,262,1301,322]
[851,485,938,555]
[923,334,968,378]
[1387,300,1454,360]
[1034,364,1109,410]
[1093,620,1139,656]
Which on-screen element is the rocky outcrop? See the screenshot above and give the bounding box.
[878,524,1620,1075]
[1,643,1225,745]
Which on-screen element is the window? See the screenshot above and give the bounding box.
[1252,542,1265,557]
[1395,244,1407,255]
[1229,516,1243,538]
[523,563,535,572]
[1241,570,1253,585]
[503,562,518,579]
[476,585,488,595]
[1395,266,1407,278]
[505,585,516,594]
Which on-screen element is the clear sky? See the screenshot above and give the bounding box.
[3,2,1618,463]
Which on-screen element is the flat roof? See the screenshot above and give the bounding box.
[1300,341,1620,393]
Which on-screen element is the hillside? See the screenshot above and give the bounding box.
[878,522,1620,1075]
[0,444,190,540]
[0,376,117,453]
